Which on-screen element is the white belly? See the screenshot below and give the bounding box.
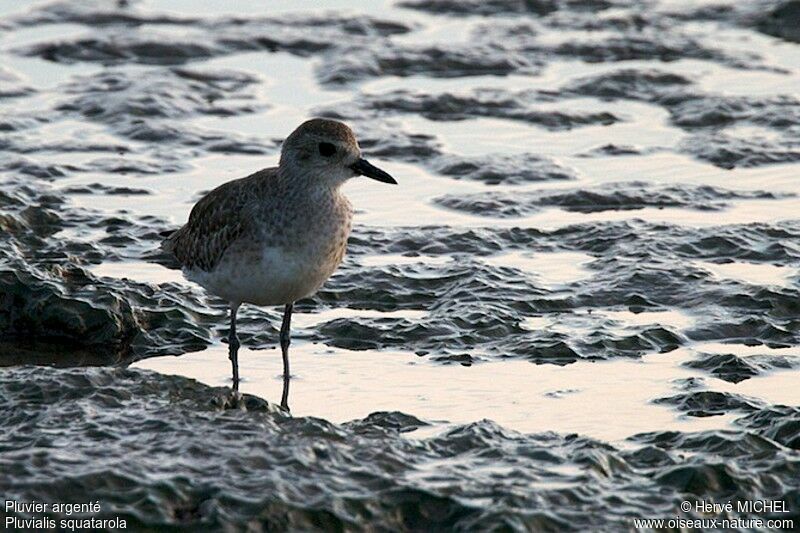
[185,244,337,306]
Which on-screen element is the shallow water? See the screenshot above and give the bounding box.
[1,0,799,530]
[135,342,800,441]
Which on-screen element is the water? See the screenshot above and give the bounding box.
[1,0,799,530]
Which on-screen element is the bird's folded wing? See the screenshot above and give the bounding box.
[164,170,275,271]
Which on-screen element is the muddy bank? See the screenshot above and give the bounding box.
[1,366,798,530]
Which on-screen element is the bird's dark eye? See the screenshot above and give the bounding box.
[318,142,336,157]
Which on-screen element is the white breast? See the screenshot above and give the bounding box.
[186,242,339,307]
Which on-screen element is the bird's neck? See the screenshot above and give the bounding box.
[279,166,348,198]
[275,173,345,215]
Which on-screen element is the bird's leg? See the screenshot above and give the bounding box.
[228,303,241,395]
[279,302,294,412]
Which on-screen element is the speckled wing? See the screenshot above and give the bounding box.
[164,168,276,271]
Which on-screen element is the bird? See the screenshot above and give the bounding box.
[162,118,396,409]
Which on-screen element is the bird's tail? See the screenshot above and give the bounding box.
[159,228,179,253]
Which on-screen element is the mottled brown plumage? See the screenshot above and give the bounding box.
[166,169,274,271]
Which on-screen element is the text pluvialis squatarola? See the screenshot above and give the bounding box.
[163,118,396,409]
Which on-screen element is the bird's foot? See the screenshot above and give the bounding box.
[225,388,242,409]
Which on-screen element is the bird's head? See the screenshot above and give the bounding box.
[279,118,397,187]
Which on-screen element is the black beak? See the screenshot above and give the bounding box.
[350,158,397,184]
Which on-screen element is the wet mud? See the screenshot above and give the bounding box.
[1,0,799,530]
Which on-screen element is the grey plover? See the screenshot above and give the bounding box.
[163,118,396,409]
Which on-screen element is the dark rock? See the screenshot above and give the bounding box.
[758,1,800,43]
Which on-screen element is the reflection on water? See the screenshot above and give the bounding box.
[90,260,185,285]
[135,342,800,442]
[483,250,593,288]
[601,309,695,331]
[695,259,796,288]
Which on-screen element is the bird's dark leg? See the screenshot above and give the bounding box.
[228,303,241,394]
[279,302,294,411]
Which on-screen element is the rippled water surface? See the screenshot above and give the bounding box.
[1,0,799,530]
